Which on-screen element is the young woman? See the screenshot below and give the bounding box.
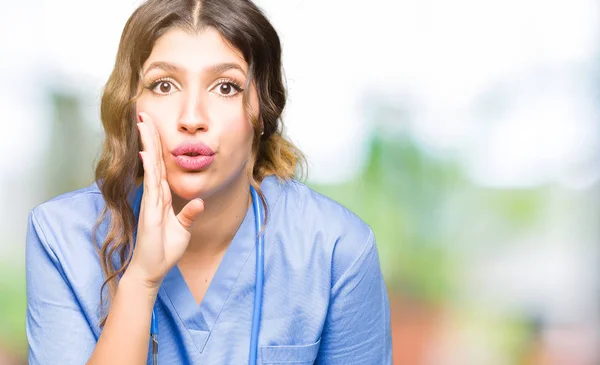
[25,0,392,364]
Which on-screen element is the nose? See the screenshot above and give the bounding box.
[178,91,209,134]
[179,117,208,134]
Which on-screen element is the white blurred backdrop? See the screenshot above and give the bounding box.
[1,0,599,364]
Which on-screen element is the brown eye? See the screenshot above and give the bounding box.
[220,84,232,95]
[147,79,179,95]
[159,82,171,93]
[212,81,243,98]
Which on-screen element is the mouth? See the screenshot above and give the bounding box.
[172,141,216,171]
[172,141,215,157]
[173,153,214,170]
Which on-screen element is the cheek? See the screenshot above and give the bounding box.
[135,96,174,155]
[135,96,172,125]
[213,100,255,148]
[135,92,152,115]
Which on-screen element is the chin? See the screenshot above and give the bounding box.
[166,161,249,201]
[167,170,215,200]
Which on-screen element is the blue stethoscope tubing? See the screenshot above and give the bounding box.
[131,183,265,365]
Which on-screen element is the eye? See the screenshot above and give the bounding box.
[211,79,244,98]
[147,78,179,96]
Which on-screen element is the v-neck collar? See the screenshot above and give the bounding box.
[129,175,287,354]
[161,199,256,353]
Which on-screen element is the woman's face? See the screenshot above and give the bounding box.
[136,27,258,201]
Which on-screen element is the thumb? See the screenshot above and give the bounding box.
[176,198,205,231]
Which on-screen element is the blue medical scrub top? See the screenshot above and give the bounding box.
[25,175,392,364]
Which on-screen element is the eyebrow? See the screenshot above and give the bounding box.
[143,61,246,77]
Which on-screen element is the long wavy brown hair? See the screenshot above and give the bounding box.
[92,0,305,327]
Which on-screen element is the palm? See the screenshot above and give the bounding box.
[164,205,192,266]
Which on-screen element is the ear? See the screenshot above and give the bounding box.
[259,116,265,136]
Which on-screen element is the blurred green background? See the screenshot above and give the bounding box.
[2,0,600,364]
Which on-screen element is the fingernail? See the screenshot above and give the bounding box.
[195,197,203,202]
[138,113,143,123]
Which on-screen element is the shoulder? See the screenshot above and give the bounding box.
[274,177,373,240]
[29,181,105,233]
[28,181,106,263]
[31,181,103,223]
[268,177,376,285]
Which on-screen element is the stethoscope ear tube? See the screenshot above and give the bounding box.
[248,186,265,365]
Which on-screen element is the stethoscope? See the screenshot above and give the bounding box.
[132,182,265,365]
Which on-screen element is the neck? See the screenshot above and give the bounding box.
[172,175,252,258]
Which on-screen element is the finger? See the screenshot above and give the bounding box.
[137,115,160,194]
[139,113,167,209]
[176,198,205,231]
[138,151,160,211]
[139,112,164,182]
[137,123,159,208]
[162,179,172,209]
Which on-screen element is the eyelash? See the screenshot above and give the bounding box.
[213,78,245,99]
[145,77,176,95]
[145,77,244,98]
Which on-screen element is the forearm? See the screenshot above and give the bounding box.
[87,270,158,365]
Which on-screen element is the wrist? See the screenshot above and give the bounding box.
[120,266,161,300]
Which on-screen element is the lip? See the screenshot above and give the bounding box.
[172,141,215,171]
[172,141,215,157]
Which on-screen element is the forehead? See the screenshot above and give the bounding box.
[143,27,247,73]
